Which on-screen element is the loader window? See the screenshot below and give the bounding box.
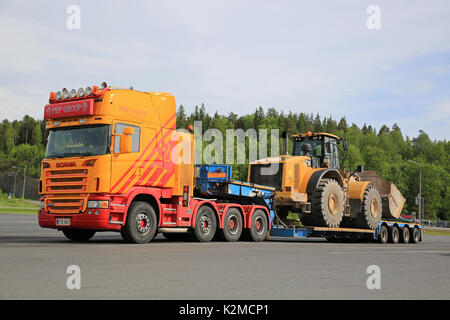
[114,123,141,153]
[293,137,322,157]
[324,137,340,169]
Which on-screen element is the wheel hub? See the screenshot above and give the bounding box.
[136,213,150,233]
[255,217,264,234]
[328,193,339,215]
[228,215,238,234]
[370,199,380,218]
[200,216,211,234]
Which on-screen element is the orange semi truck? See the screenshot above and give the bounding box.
[38,84,422,244]
[38,85,273,243]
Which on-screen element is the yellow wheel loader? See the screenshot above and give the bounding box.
[247,132,405,229]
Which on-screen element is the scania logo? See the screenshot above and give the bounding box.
[56,162,76,168]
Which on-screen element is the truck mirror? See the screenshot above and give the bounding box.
[119,127,134,153]
[357,165,364,173]
[342,140,349,151]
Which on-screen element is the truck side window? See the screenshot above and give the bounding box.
[114,123,141,153]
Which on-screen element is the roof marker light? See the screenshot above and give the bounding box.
[85,87,92,96]
[70,89,77,98]
[55,91,62,100]
[78,88,85,97]
[62,88,69,99]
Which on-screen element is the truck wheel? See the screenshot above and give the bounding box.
[62,229,96,241]
[221,208,243,242]
[246,209,268,242]
[304,179,344,228]
[193,206,217,242]
[378,224,388,244]
[354,185,382,230]
[410,227,420,243]
[400,226,410,243]
[388,226,400,244]
[121,201,158,244]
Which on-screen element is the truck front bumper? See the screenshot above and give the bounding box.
[38,195,125,231]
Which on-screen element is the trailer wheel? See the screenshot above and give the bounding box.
[378,224,388,244]
[410,227,420,243]
[221,208,243,242]
[246,209,268,242]
[354,185,382,230]
[388,225,400,244]
[121,201,158,244]
[303,179,344,228]
[400,226,410,243]
[62,229,96,242]
[193,206,217,242]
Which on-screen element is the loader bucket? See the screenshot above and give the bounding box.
[358,171,406,219]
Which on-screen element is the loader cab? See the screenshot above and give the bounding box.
[292,132,340,170]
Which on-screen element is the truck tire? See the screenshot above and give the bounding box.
[121,201,158,244]
[62,229,96,241]
[388,225,400,244]
[354,185,382,230]
[221,208,243,242]
[378,224,388,243]
[410,227,420,243]
[400,226,410,243]
[193,206,217,242]
[245,209,268,242]
[303,178,344,228]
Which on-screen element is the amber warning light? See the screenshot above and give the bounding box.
[44,99,95,120]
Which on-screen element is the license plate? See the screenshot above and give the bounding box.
[56,218,71,226]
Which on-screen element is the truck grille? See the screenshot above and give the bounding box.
[46,169,88,193]
[44,169,89,214]
[45,195,87,214]
[249,164,283,190]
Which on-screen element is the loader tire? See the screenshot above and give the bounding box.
[354,185,382,230]
[302,178,344,228]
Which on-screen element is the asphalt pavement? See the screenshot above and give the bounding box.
[0,213,449,299]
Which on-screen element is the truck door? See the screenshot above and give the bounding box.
[110,122,160,194]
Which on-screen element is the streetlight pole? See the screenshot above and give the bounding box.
[22,165,26,208]
[408,160,423,220]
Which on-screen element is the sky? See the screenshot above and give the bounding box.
[0,0,449,140]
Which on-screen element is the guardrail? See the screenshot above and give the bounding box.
[419,219,449,228]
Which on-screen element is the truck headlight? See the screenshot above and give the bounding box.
[40,201,45,209]
[305,159,312,167]
[87,200,109,209]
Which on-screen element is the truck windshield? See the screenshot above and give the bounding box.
[45,125,110,159]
